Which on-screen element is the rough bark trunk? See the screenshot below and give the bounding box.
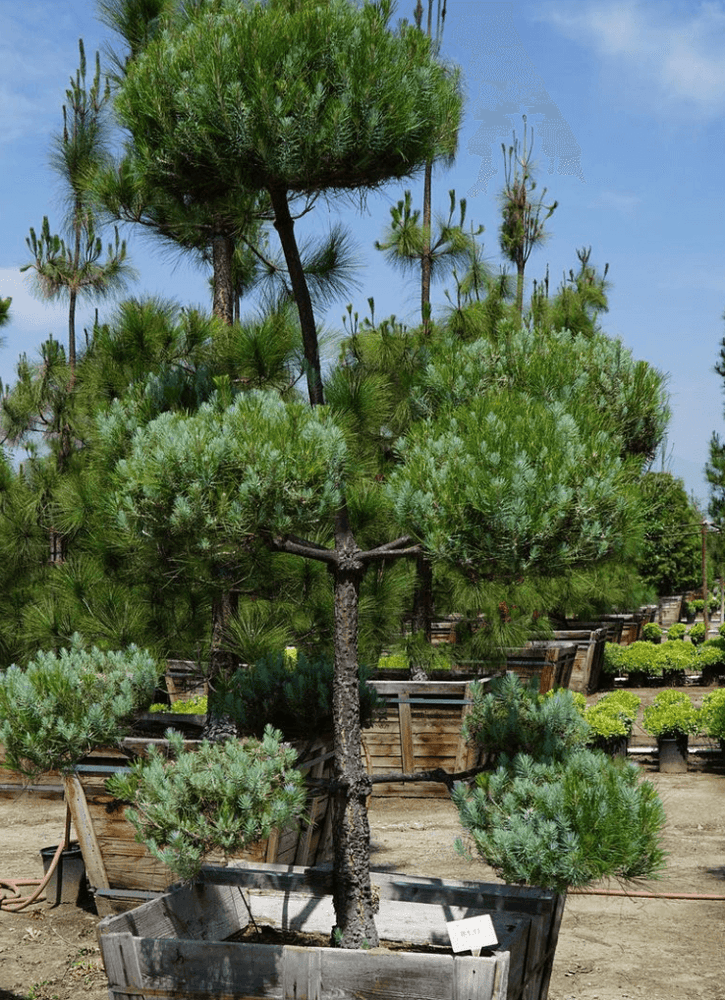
[421,159,432,336]
[212,232,235,326]
[330,508,379,949]
[268,185,325,407]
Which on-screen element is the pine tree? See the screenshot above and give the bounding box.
[21,41,132,373]
[113,0,461,407]
[498,117,557,316]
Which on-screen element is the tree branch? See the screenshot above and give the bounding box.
[358,536,422,563]
[306,762,486,796]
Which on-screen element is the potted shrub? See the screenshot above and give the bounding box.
[688,622,707,646]
[454,676,666,892]
[642,690,701,772]
[584,691,640,756]
[0,638,161,907]
[667,622,687,640]
[700,688,725,754]
[98,673,666,1000]
[0,639,160,783]
[641,622,663,644]
[697,637,725,685]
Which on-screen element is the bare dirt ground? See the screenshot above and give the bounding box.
[1,687,724,1000]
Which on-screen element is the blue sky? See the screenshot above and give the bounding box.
[1,1,723,506]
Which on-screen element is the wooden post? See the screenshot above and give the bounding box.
[63,773,110,891]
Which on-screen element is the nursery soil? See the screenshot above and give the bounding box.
[1,692,723,1000]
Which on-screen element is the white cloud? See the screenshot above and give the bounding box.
[542,1,725,119]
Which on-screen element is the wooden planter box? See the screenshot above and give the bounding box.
[498,644,576,694]
[165,659,208,703]
[546,629,608,694]
[1,742,64,798]
[65,736,335,916]
[97,864,566,1000]
[362,681,485,799]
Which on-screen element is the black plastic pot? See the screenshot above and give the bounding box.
[657,736,688,773]
[40,842,87,907]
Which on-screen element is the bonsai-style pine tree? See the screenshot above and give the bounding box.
[113,0,461,406]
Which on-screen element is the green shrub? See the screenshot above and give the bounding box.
[602,643,627,675]
[700,689,725,740]
[718,621,725,639]
[615,640,665,677]
[667,622,687,641]
[642,690,700,740]
[584,703,628,738]
[585,691,641,739]
[218,651,380,738]
[0,638,161,779]
[377,653,409,670]
[698,638,725,672]
[147,695,208,715]
[604,690,642,718]
[454,750,666,892]
[687,622,707,646]
[641,622,663,643]
[462,674,590,765]
[106,726,305,882]
[659,640,698,673]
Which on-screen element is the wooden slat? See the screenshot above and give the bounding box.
[284,944,321,1000]
[63,773,110,892]
[398,692,414,774]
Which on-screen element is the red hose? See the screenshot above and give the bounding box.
[570,887,725,900]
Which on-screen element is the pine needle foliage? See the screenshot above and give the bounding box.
[462,674,590,766]
[106,726,306,882]
[454,750,667,892]
[217,651,380,739]
[0,637,160,778]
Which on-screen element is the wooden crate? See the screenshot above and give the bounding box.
[97,864,565,1000]
[501,644,576,694]
[65,736,335,915]
[548,629,608,694]
[165,659,208,703]
[362,680,483,799]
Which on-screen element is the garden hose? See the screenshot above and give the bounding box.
[0,804,71,911]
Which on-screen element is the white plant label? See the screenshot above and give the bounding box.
[446,914,498,957]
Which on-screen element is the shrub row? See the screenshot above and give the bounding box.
[603,637,725,678]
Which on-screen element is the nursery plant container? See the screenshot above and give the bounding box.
[506,643,577,693]
[97,864,566,1000]
[592,735,629,758]
[165,659,208,703]
[657,736,688,773]
[549,629,608,693]
[362,680,484,798]
[64,736,335,915]
[40,842,87,907]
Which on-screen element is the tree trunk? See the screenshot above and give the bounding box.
[330,508,379,948]
[212,232,235,326]
[268,185,325,407]
[421,158,432,337]
[515,259,525,316]
[409,553,433,679]
[68,288,77,374]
